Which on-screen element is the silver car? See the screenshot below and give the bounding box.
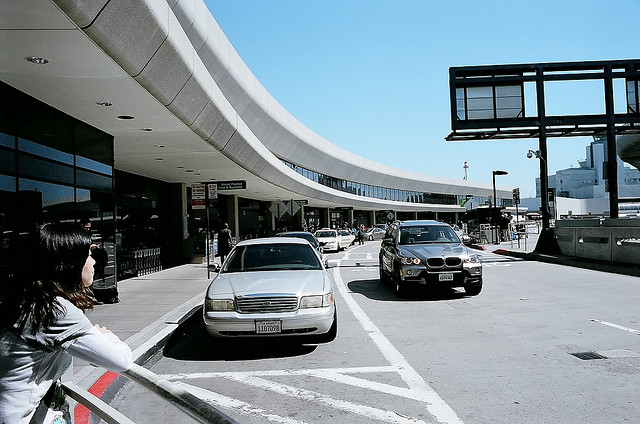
[379,220,483,296]
[203,237,338,342]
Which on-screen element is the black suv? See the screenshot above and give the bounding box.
[379,220,483,296]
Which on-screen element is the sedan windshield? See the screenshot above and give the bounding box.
[222,243,323,272]
[316,231,336,238]
[399,226,460,245]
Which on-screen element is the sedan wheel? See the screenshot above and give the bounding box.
[314,310,337,343]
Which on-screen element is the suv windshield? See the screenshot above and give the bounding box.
[399,225,460,245]
[222,243,322,272]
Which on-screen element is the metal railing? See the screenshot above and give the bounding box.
[58,363,238,424]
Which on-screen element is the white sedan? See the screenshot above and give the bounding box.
[338,229,355,248]
[203,237,338,342]
[314,229,341,252]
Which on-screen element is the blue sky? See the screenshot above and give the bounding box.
[205,0,639,198]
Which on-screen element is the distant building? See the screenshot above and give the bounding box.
[535,137,639,200]
[527,137,640,217]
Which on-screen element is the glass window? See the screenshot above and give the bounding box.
[76,169,113,192]
[0,149,15,174]
[74,122,113,169]
[18,138,73,165]
[76,156,112,175]
[0,174,16,192]
[0,133,15,148]
[18,154,74,185]
[19,178,74,207]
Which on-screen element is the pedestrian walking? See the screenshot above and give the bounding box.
[217,223,233,264]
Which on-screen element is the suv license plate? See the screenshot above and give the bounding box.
[256,320,282,334]
[439,273,454,282]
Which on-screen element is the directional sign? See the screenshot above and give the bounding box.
[269,200,287,218]
[208,183,218,200]
[215,180,246,190]
[191,184,205,210]
[284,200,301,216]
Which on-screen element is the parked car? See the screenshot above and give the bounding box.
[314,229,340,252]
[275,231,321,254]
[203,237,338,342]
[362,227,385,241]
[338,229,355,248]
[379,220,483,296]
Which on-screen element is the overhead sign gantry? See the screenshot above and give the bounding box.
[446,59,640,250]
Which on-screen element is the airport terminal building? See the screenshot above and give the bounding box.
[0,0,515,287]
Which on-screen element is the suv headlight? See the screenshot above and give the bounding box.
[399,256,422,265]
[463,254,480,264]
[205,298,235,311]
[300,292,334,308]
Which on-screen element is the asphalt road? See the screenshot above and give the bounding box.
[110,241,640,424]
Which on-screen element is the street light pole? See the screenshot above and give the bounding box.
[492,170,508,243]
[492,170,508,210]
[527,149,560,253]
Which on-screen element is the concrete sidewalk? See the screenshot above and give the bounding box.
[76,264,212,390]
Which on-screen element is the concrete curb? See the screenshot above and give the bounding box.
[493,249,640,277]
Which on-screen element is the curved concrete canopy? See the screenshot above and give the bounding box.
[0,0,512,212]
[617,133,640,170]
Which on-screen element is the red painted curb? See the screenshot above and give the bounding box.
[74,371,119,424]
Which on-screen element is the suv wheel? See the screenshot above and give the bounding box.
[393,270,405,295]
[464,281,482,296]
[379,262,390,284]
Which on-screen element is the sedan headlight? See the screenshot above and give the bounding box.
[205,298,235,311]
[300,292,334,308]
[399,256,422,265]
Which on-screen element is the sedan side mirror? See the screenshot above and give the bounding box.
[325,259,339,268]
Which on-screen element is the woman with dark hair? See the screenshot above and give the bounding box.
[0,222,132,423]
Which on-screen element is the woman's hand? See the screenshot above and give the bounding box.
[94,324,112,334]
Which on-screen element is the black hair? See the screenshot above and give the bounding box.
[0,222,94,334]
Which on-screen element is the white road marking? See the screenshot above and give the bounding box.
[162,365,398,380]
[590,319,640,335]
[223,375,431,424]
[333,260,464,424]
[177,382,309,424]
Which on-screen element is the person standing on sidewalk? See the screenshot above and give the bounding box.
[0,222,133,423]
[217,223,233,264]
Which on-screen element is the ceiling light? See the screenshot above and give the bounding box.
[96,101,112,107]
[154,158,163,161]
[117,115,135,120]
[185,170,194,172]
[140,128,153,132]
[155,144,165,148]
[25,56,49,65]
[177,166,184,169]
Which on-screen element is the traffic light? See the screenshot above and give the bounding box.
[512,188,520,204]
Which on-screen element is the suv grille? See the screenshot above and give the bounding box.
[427,257,462,268]
[236,295,298,313]
[445,257,462,266]
[427,258,444,267]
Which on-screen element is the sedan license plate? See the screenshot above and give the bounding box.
[255,320,282,334]
[438,273,454,282]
